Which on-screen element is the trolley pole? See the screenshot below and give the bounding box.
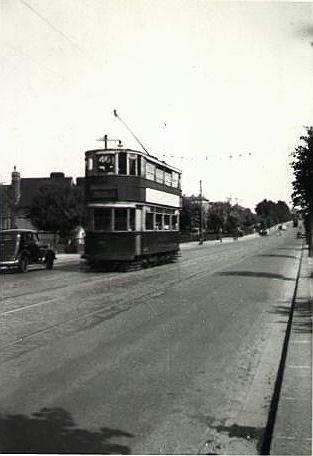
[199,180,203,245]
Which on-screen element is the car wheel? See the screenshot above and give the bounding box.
[19,255,29,273]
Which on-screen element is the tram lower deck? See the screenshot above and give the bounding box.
[84,230,180,271]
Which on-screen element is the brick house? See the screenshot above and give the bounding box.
[0,168,74,230]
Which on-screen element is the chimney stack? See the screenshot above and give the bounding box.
[11,166,21,205]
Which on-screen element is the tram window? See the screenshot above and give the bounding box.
[172,215,178,230]
[129,209,135,231]
[137,156,141,176]
[97,154,115,173]
[87,157,93,171]
[172,172,179,188]
[164,215,170,230]
[128,154,137,176]
[141,157,146,177]
[155,213,163,230]
[164,172,172,186]
[114,208,128,231]
[118,152,127,174]
[146,162,155,180]
[94,208,112,231]
[145,212,154,230]
[156,168,164,184]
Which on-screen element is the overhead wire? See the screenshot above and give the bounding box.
[12,2,257,164]
[4,43,65,81]
[161,152,253,161]
[16,1,178,155]
[19,0,98,66]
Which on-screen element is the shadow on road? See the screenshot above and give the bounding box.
[54,263,83,272]
[255,254,298,260]
[268,299,312,334]
[268,305,290,317]
[198,418,265,454]
[216,271,294,281]
[293,299,312,334]
[276,247,303,252]
[0,407,133,454]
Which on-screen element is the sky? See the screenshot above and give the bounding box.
[1,0,312,210]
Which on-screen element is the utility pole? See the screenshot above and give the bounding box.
[199,180,203,245]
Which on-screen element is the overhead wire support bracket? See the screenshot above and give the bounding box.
[96,134,123,150]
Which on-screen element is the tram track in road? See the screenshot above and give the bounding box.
[0,243,250,318]
[0,234,298,361]
[1,271,118,301]
[0,233,263,301]
[0,246,261,361]
[0,233,282,304]
[0,244,243,313]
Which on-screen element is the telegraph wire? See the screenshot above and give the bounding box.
[4,43,65,81]
[10,3,257,166]
[19,0,97,65]
[161,152,254,161]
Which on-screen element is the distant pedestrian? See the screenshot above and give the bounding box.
[233,227,239,240]
[217,227,223,243]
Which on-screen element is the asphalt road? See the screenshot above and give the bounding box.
[0,229,302,454]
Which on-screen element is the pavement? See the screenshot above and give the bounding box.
[270,245,312,455]
[54,253,81,263]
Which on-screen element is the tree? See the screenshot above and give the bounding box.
[276,200,292,223]
[239,207,257,231]
[291,126,313,256]
[255,199,291,228]
[206,201,230,233]
[180,195,209,233]
[180,196,196,232]
[27,181,85,239]
[205,202,256,235]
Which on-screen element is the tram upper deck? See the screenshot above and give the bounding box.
[85,148,181,206]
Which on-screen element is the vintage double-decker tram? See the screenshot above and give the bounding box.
[83,137,182,270]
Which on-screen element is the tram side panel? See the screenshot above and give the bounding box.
[85,232,138,261]
[84,230,179,264]
[141,231,179,256]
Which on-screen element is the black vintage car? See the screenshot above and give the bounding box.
[0,229,56,272]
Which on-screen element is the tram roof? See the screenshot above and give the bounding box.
[85,148,181,174]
